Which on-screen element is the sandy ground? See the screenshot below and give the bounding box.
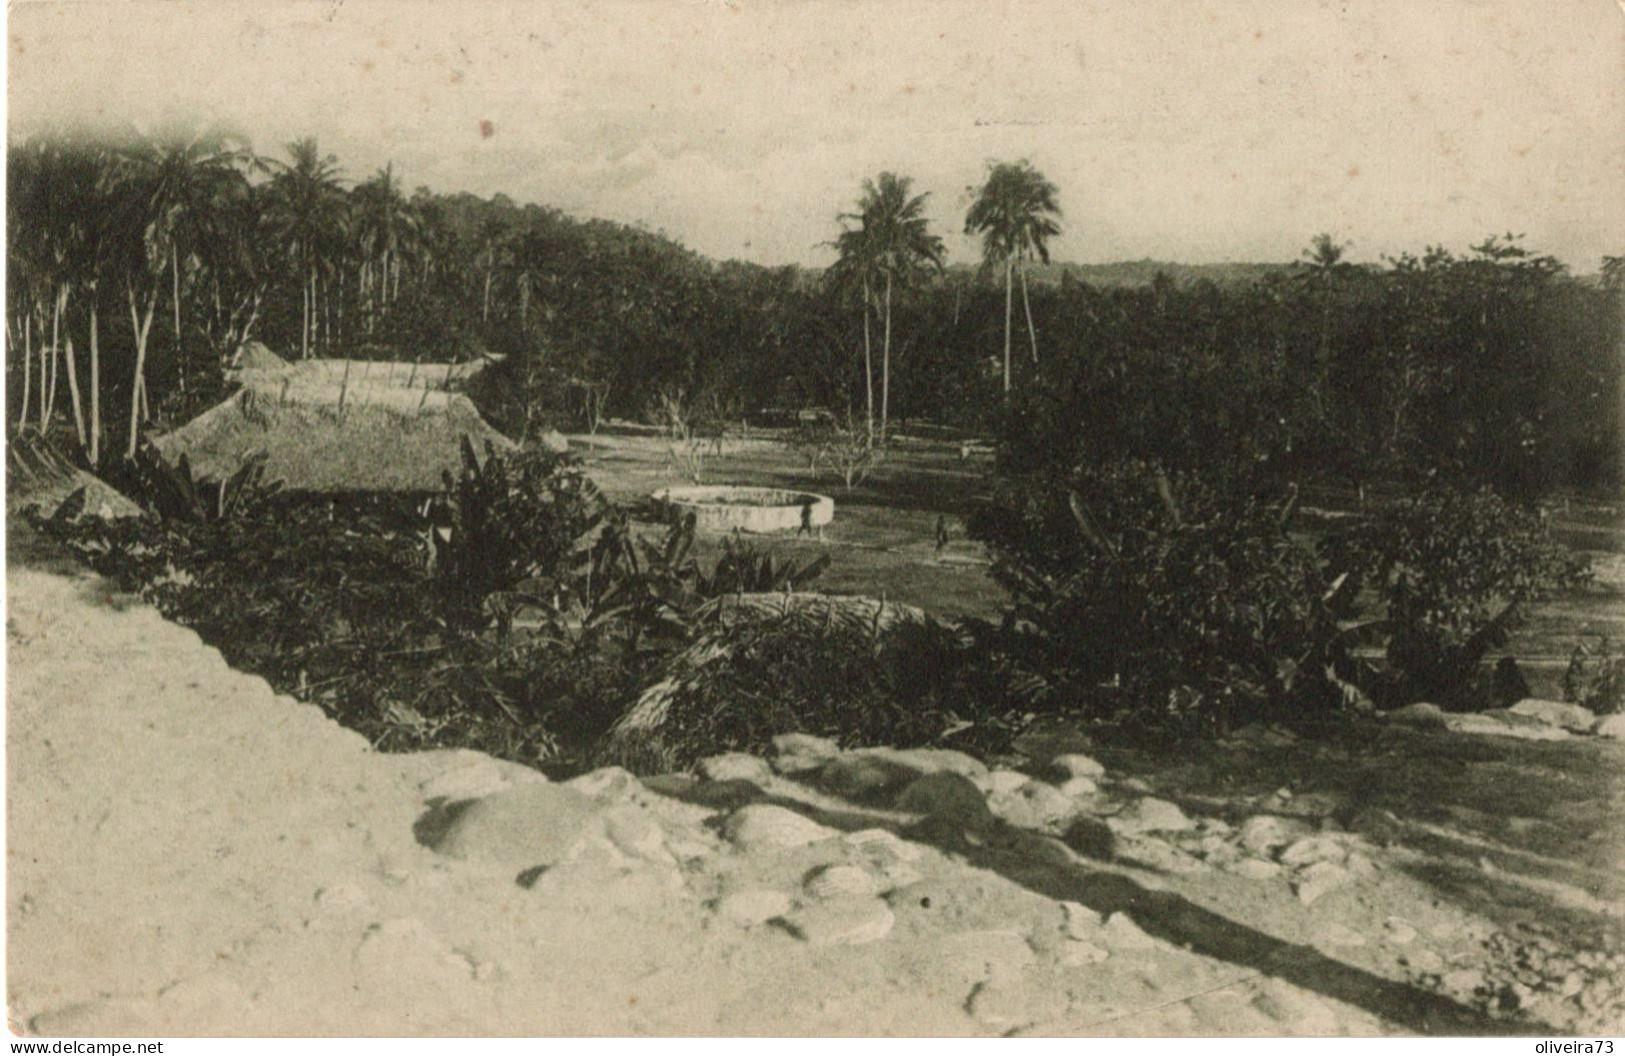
[7,529,1624,1037]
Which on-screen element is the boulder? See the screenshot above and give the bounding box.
[1049,753,1107,781]
[1292,861,1353,905]
[427,783,597,869]
[780,898,895,946]
[1444,710,1569,741]
[862,746,988,780]
[773,732,841,759]
[563,766,642,802]
[819,753,917,803]
[894,772,993,826]
[1058,776,1100,798]
[987,779,1079,831]
[981,769,1032,796]
[1238,814,1315,855]
[1278,835,1349,868]
[1509,698,1597,733]
[722,804,839,851]
[1593,714,1625,740]
[536,429,570,454]
[697,752,772,784]
[1107,797,1195,835]
[1387,702,1448,728]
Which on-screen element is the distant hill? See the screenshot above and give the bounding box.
[945,260,1291,289]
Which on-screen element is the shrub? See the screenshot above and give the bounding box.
[1563,637,1624,716]
[972,459,1344,734]
[606,599,1027,768]
[430,439,611,629]
[1321,487,1591,709]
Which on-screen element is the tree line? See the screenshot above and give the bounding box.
[8,123,1620,497]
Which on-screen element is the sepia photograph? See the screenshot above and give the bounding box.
[5,0,1623,1040]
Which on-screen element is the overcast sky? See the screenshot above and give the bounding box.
[9,0,1624,269]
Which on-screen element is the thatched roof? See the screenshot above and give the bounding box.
[229,355,489,393]
[156,378,515,493]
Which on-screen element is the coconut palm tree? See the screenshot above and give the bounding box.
[116,123,254,397]
[267,138,347,359]
[353,163,420,330]
[830,173,945,441]
[964,160,1062,394]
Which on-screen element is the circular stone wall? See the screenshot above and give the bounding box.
[653,485,834,533]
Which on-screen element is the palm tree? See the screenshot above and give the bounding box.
[353,163,420,330]
[855,173,944,436]
[830,173,945,440]
[267,139,347,359]
[117,123,253,397]
[964,160,1062,394]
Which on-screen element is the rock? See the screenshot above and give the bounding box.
[1058,776,1099,798]
[1225,857,1283,881]
[1313,922,1368,948]
[1444,710,1570,741]
[1237,814,1315,855]
[1344,851,1379,878]
[864,746,988,780]
[1509,697,1597,732]
[772,732,841,760]
[1292,861,1353,905]
[1388,701,1450,727]
[1060,900,1103,939]
[982,769,1032,796]
[1441,968,1485,993]
[988,779,1078,831]
[713,888,792,927]
[1116,835,1211,875]
[1346,807,1405,846]
[697,752,772,784]
[780,898,895,946]
[1278,835,1349,867]
[1270,791,1344,820]
[1403,949,1445,973]
[563,766,642,802]
[1061,816,1116,860]
[1101,912,1158,950]
[1106,796,1194,835]
[819,753,916,802]
[804,863,883,899]
[1384,918,1418,945]
[894,772,994,826]
[600,805,673,864]
[420,758,546,802]
[1593,714,1625,740]
[841,827,922,862]
[536,428,571,454]
[428,783,597,869]
[722,804,839,850]
[1049,753,1106,781]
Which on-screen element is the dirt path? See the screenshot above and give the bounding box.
[7,537,1622,1036]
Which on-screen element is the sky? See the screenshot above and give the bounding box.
[8,0,1624,270]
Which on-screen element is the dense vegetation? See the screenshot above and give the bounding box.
[10,122,1619,768]
[9,125,1620,498]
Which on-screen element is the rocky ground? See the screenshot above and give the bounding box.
[7,530,1624,1037]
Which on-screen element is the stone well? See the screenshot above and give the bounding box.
[652,485,835,533]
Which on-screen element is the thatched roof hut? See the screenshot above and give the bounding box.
[156,376,516,493]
